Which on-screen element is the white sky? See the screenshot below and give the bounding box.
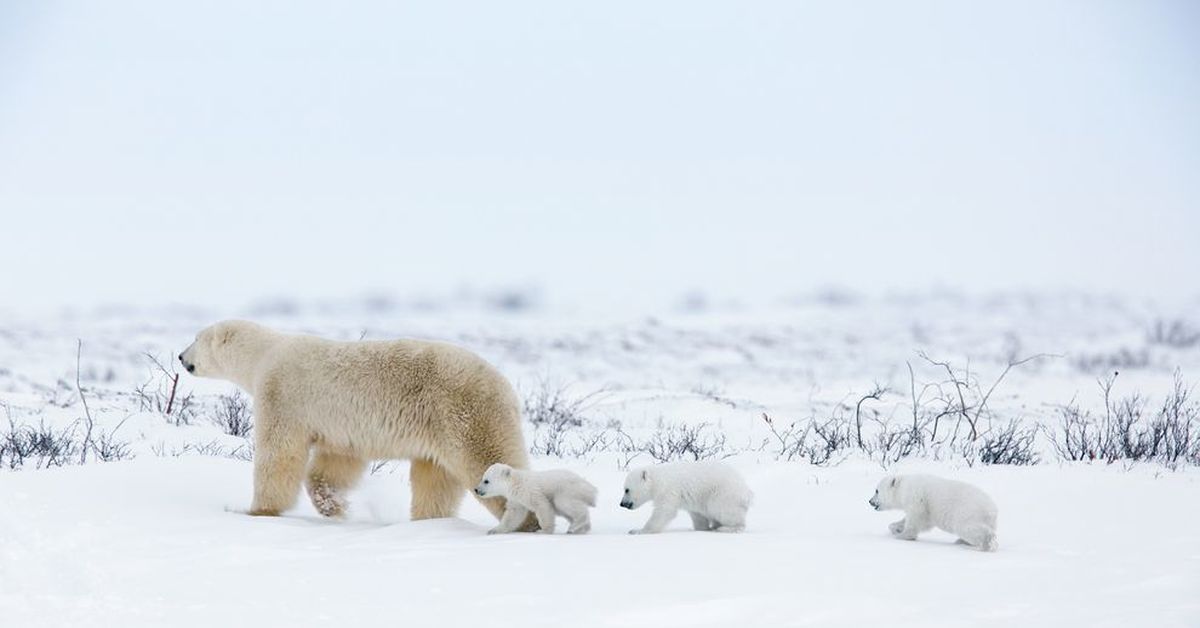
[1,1,1197,311]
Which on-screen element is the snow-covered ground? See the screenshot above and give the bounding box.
[2,291,1199,626]
[2,457,1196,627]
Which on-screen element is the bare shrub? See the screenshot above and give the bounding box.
[853,383,889,449]
[1,416,80,470]
[212,393,254,437]
[976,420,1039,466]
[152,439,253,461]
[91,428,133,463]
[86,414,134,463]
[135,353,196,426]
[525,383,612,458]
[1043,399,1096,461]
[1044,371,1199,468]
[75,340,94,464]
[640,421,729,462]
[805,412,854,466]
[761,412,811,461]
[917,352,1054,446]
[529,424,612,460]
[864,418,926,467]
[524,383,605,429]
[608,426,644,469]
[529,419,579,458]
[561,427,611,459]
[1159,373,1199,466]
[1148,319,1200,349]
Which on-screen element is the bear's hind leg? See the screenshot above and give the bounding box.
[560,499,591,534]
[688,512,714,531]
[410,458,465,520]
[708,502,748,533]
[956,524,998,552]
[527,494,557,534]
[306,450,367,518]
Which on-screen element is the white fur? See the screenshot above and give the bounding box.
[178,320,531,525]
[869,474,999,551]
[475,463,598,535]
[620,461,753,534]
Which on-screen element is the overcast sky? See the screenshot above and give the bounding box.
[1,1,1196,312]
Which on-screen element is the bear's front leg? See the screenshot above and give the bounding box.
[630,499,679,534]
[249,414,308,516]
[895,515,925,541]
[489,503,530,535]
[889,519,906,536]
[250,449,307,516]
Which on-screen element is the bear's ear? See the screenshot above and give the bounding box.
[889,477,898,488]
[502,467,511,477]
[641,470,648,481]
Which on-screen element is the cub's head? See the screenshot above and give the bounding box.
[178,320,257,380]
[620,468,652,510]
[869,475,901,511]
[474,463,514,499]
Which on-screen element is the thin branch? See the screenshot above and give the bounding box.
[75,340,94,465]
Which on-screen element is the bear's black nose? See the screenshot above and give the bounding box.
[186,364,195,373]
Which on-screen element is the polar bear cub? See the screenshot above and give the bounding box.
[620,461,753,534]
[869,474,998,551]
[474,463,598,534]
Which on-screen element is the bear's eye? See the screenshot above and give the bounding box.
[624,488,629,493]
[483,479,489,484]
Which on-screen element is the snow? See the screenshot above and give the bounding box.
[2,457,1196,627]
[2,293,1199,626]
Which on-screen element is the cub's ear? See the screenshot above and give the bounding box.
[889,477,898,488]
[502,467,511,477]
[641,470,648,481]
[219,327,237,346]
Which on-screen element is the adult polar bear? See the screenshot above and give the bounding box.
[179,320,530,524]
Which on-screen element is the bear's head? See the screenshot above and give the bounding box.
[179,320,258,380]
[474,463,514,499]
[869,475,901,511]
[620,468,653,510]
